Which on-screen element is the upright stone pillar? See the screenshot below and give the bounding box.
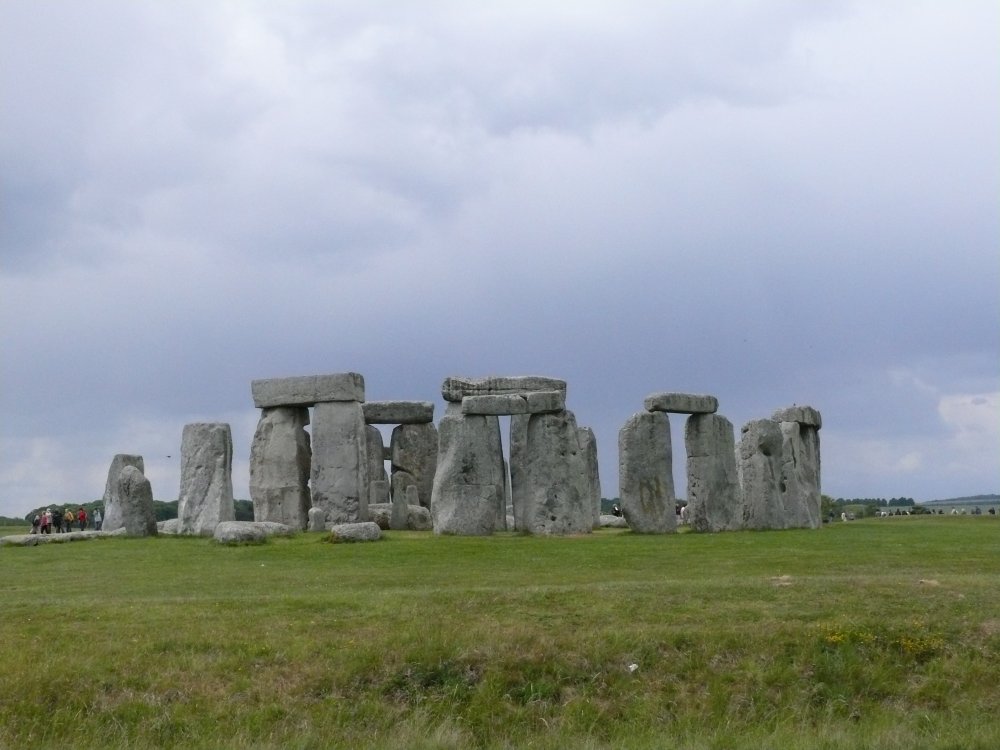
[101,454,144,533]
[577,426,602,528]
[509,414,530,531]
[618,411,676,533]
[312,401,369,525]
[738,419,785,530]
[521,410,592,535]
[773,406,822,529]
[430,406,505,535]
[250,407,311,530]
[685,413,740,532]
[366,425,390,505]
[116,465,158,537]
[178,423,235,536]
[390,422,438,508]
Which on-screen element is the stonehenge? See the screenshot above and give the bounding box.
[87,371,822,543]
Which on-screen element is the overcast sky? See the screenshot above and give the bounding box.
[2,1,997,518]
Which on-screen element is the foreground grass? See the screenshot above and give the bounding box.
[1,517,998,749]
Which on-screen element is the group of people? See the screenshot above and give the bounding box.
[30,507,102,534]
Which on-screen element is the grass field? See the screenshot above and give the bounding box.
[1,517,998,749]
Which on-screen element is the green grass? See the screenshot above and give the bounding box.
[1,517,998,749]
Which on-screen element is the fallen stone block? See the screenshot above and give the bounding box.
[599,515,629,528]
[329,521,382,543]
[158,519,180,535]
[251,373,365,408]
[367,503,433,531]
[0,529,126,547]
[442,375,567,402]
[362,401,434,424]
[213,521,295,544]
[644,393,719,414]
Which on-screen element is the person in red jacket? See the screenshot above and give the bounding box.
[77,507,88,531]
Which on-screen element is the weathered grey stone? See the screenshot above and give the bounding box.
[0,528,126,547]
[526,390,567,414]
[383,445,392,461]
[307,507,327,532]
[430,411,506,535]
[405,485,420,507]
[442,375,567,402]
[772,405,822,429]
[251,372,365,408]
[618,411,676,533]
[390,470,417,505]
[390,422,438,508]
[158,518,180,535]
[369,478,389,508]
[738,419,785,530]
[362,401,434,424]
[485,415,507,530]
[329,521,382,542]
[685,414,741,533]
[116,465,158,536]
[178,423,235,536]
[778,421,822,529]
[644,392,719,414]
[462,394,529,415]
[362,428,389,488]
[390,484,409,530]
[311,401,369,524]
[599,514,629,528]
[521,410,592,535]
[213,521,294,544]
[577,426,602,528]
[250,407,311,530]
[101,454,144,533]
[368,502,432,531]
[509,414,529,531]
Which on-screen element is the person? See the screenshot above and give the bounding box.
[93,508,103,531]
[41,509,52,534]
[53,508,63,534]
[612,503,622,517]
[64,508,75,532]
[31,514,40,534]
[77,506,88,531]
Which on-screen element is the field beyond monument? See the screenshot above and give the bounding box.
[2,517,998,749]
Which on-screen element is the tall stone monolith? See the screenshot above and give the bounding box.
[311,401,369,524]
[250,407,311,530]
[521,410,592,535]
[618,411,676,533]
[685,413,740,532]
[116,465,158,536]
[101,454,144,532]
[577,426,602,528]
[178,423,235,536]
[430,407,505,535]
[738,419,785,530]
[509,414,529,530]
[777,420,822,529]
[390,422,438,508]
[366,425,390,505]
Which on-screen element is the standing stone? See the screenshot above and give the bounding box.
[178,423,235,536]
[521,410,592,535]
[366,426,390,504]
[577,426,602,528]
[390,422,438,508]
[618,411,676,533]
[115,465,158,536]
[390,483,409,530]
[484,415,507,530]
[101,454,144,533]
[509,413,529,531]
[307,506,327,532]
[430,410,505,535]
[249,407,311,530]
[685,414,741,532]
[738,419,785,530]
[778,420,822,529]
[312,401,369,524]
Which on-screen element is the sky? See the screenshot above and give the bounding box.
[1,1,997,518]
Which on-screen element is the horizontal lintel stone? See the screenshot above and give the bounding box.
[526,390,566,413]
[252,373,365,408]
[772,405,822,429]
[362,401,434,424]
[644,392,718,414]
[442,375,567,403]
[462,394,528,415]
